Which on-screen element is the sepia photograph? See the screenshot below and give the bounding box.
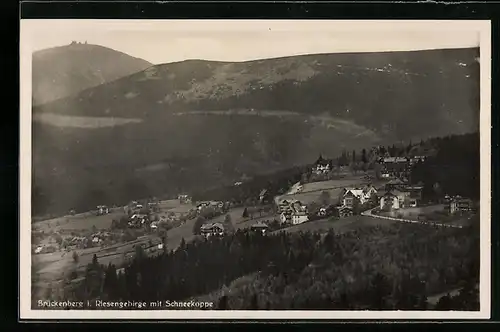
[19,20,491,320]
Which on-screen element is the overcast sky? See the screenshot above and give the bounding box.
[21,20,483,64]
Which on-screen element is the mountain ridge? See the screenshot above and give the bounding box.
[32,47,480,216]
[34,47,479,140]
[32,43,152,105]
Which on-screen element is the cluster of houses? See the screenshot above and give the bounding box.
[379,179,423,211]
[199,221,272,238]
[278,199,309,225]
[378,156,427,179]
[33,245,56,254]
[90,231,112,244]
[124,199,167,228]
[196,200,225,213]
[275,180,427,224]
[311,155,335,175]
[378,157,411,178]
[200,222,225,238]
[128,213,150,228]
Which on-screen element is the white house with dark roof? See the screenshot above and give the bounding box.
[96,205,109,215]
[380,189,411,210]
[342,185,377,208]
[200,222,225,238]
[291,211,309,225]
[312,154,333,175]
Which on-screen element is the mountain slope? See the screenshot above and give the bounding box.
[32,43,152,105]
[35,47,479,139]
[31,48,480,217]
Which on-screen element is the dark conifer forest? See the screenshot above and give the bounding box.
[65,221,479,310]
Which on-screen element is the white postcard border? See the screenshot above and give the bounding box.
[19,19,492,320]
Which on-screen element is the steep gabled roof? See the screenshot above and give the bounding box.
[314,154,331,166]
[344,188,364,198]
[362,185,377,195]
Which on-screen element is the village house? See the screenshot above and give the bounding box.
[196,201,210,211]
[66,236,88,249]
[380,191,400,210]
[362,185,378,201]
[277,199,296,213]
[405,182,424,207]
[128,214,149,228]
[277,198,308,224]
[337,206,354,218]
[385,178,408,192]
[200,222,225,238]
[148,202,159,209]
[342,185,378,208]
[178,194,192,204]
[96,205,109,215]
[448,196,473,214]
[318,204,337,217]
[250,222,270,235]
[342,189,363,208]
[291,210,309,225]
[116,267,126,276]
[410,155,427,165]
[312,154,334,175]
[381,157,410,178]
[196,201,223,212]
[379,189,411,211]
[215,201,225,209]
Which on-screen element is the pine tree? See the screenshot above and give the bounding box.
[242,207,249,218]
[361,148,367,164]
[435,294,452,310]
[92,254,99,267]
[218,295,228,310]
[192,216,205,235]
[179,237,186,250]
[417,295,428,310]
[249,293,259,309]
[134,244,145,261]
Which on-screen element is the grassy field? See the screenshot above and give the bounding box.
[275,173,387,208]
[33,113,143,128]
[276,215,396,235]
[378,204,476,228]
[302,177,367,193]
[35,211,128,234]
[32,198,195,300]
[276,174,381,205]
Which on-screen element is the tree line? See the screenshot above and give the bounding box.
[58,220,479,311]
